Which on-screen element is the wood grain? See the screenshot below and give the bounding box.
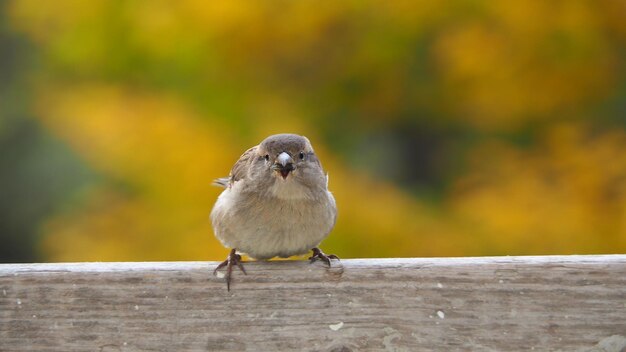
[1,255,625,351]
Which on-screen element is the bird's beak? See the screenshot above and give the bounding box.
[271,152,295,179]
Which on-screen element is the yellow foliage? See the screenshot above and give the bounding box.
[36,85,238,260]
[451,123,626,254]
[433,1,618,129]
[5,0,626,261]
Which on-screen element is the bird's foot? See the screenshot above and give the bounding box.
[309,247,340,267]
[214,248,246,291]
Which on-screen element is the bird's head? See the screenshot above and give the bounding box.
[250,134,327,197]
[259,134,316,179]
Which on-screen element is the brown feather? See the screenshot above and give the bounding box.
[212,146,258,188]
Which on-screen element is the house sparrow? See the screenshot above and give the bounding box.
[211,133,339,290]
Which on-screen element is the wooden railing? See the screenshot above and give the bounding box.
[1,255,625,351]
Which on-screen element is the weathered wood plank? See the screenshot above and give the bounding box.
[1,255,625,351]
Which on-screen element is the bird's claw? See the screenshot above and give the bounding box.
[214,248,246,291]
[309,247,340,267]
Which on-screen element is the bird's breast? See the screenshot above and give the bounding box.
[267,178,314,200]
[212,187,336,259]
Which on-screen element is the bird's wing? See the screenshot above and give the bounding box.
[212,146,258,188]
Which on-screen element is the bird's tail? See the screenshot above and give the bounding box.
[212,177,230,188]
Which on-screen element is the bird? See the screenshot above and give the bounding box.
[210,133,339,290]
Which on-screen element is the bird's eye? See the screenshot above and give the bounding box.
[299,152,305,160]
[264,154,270,161]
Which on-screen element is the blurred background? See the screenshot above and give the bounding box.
[1,0,625,263]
